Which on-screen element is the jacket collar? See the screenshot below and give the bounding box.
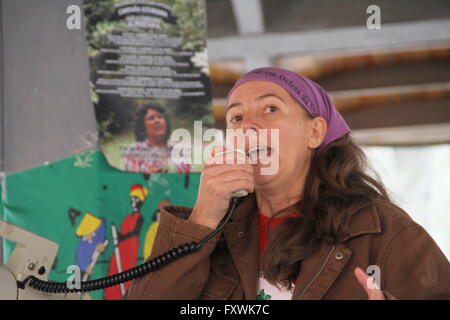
[341,205,382,241]
[292,204,383,300]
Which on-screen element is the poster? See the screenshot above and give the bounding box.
[1,149,201,300]
[84,0,213,173]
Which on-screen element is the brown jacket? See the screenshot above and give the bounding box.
[126,194,450,300]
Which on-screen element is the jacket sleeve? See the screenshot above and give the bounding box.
[125,205,222,300]
[381,224,450,300]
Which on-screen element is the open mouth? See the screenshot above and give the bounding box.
[247,146,272,161]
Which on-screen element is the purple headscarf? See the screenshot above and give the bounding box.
[226,67,351,152]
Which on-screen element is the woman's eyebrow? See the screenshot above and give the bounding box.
[226,102,242,113]
[226,93,285,114]
[256,93,285,103]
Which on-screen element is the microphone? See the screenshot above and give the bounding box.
[214,149,249,198]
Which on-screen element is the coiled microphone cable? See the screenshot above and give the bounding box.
[18,197,239,294]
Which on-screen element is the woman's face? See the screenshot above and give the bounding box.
[144,108,167,141]
[226,80,326,190]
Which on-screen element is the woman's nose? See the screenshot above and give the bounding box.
[241,117,259,133]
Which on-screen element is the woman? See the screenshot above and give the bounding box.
[123,103,191,173]
[126,67,449,300]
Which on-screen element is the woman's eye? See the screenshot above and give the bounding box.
[230,115,242,123]
[264,106,278,113]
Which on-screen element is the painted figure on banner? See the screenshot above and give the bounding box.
[104,184,148,300]
[74,212,108,299]
[143,199,170,260]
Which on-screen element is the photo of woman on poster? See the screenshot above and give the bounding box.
[122,103,191,173]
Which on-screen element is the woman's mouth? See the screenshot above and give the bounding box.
[247,146,273,163]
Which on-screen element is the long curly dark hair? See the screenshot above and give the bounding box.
[134,103,171,143]
[261,133,392,289]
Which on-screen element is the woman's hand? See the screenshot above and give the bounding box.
[354,267,386,300]
[189,146,254,229]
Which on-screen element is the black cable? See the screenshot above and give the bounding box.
[18,197,239,294]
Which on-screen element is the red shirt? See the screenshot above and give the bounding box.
[257,211,301,299]
[258,211,301,253]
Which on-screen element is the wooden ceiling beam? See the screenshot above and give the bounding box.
[212,82,450,124]
[275,43,450,80]
[352,122,450,146]
[330,82,450,112]
[208,43,450,85]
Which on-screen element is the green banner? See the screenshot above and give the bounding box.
[1,149,200,300]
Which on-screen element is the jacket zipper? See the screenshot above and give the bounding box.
[297,245,336,300]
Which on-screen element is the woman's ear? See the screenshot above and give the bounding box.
[308,117,327,149]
